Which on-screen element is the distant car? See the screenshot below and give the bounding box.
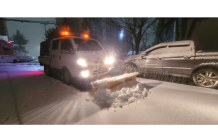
[0,55,19,63]
[17,56,32,62]
[123,40,218,88]
[30,57,35,61]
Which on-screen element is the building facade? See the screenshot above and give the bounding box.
[0,18,12,55]
[0,18,7,36]
[0,39,13,55]
[185,18,218,51]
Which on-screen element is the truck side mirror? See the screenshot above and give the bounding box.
[141,52,147,56]
[196,50,203,53]
[66,46,74,54]
[66,48,72,52]
[140,52,147,59]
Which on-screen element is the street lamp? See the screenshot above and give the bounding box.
[119,29,124,40]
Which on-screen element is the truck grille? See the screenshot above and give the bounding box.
[93,67,108,75]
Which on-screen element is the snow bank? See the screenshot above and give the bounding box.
[86,80,148,108]
[0,62,40,66]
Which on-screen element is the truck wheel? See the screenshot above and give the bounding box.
[193,69,218,88]
[63,69,72,85]
[45,65,51,76]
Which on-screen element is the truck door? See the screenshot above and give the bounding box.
[60,38,75,70]
[50,39,60,68]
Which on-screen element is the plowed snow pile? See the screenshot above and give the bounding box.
[86,80,148,108]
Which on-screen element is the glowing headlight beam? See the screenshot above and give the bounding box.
[104,56,114,64]
[77,59,87,66]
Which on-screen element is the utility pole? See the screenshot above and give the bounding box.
[42,23,47,40]
[173,21,176,41]
[3,19,9,40]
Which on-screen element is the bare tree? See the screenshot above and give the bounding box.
[151,18,175,46]
[140,32,150,51]
[114,18,156,54]
[125,34,134,55]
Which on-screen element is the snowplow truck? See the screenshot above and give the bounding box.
[38,35,139,91]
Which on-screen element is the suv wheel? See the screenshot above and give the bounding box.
[193,69,218,88]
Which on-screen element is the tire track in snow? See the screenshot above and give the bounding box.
[1,71,23,124]
[24,101,68,124]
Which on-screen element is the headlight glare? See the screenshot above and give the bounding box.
[77,59,87,66]
[81,70,89,77]
[104,56,114,64]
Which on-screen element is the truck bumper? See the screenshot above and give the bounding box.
[69,65,113,81]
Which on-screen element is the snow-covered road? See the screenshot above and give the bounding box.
[1,64,218,124]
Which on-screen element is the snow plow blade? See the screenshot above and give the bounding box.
[91,72,139,93]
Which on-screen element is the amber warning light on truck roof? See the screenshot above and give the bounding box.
[82,34,89,38]
[61,31,69,36]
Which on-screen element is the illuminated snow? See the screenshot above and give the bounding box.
[87,80,148,108]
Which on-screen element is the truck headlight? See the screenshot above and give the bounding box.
[77,59,87,66]
[81,70,89,77]
[104,56,114,64]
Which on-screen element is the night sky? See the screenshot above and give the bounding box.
[5,18,56,59]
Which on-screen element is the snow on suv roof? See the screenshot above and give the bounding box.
[145,40,194,53]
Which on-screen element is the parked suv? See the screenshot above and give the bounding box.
[123,40,218,88]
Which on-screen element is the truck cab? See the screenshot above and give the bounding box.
[39,35,114,85]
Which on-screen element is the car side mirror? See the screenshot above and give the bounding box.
[69,49,75,55]
[141,56,146,59]
[141,52,147,56]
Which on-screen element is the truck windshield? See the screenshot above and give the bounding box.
[73,38,103,51]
